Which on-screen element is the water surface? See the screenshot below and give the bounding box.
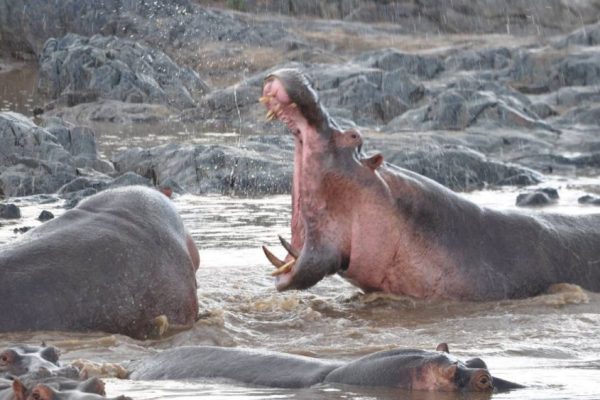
[1,188,599,400]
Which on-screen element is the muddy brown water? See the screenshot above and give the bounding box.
[1,62,600,400]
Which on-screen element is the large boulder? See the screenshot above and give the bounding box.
[0,112,77,197]
[0,112,116,197]
[38,34,209,109]
[112,136,294,196]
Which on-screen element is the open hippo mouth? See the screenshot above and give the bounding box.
[260,69,385,291]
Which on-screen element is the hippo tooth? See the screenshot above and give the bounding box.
[278,235,299,259]
[262,245,286,267]
[271,259,295,276]
[259,96,270,105]
[288,102,297,108]
[266,110,276,121]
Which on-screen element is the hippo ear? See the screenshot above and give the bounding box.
[436,343,450,353]
[361,153,383,170]
[12,378,27,400]
[30,385,54,400]
[40,346,60,364]
[78,377,106,395]
[465,357,487,369]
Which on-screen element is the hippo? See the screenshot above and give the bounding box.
[0,376,130,400]
[260,68,600,300]
[0,186,200,339]
[0,345,65,377]
[0,344,130,400]
[129,343,522,392]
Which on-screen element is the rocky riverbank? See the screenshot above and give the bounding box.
[1,0,599,210]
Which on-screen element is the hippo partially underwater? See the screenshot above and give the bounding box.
[0,344,130,400]
[0,186,199,339]
[260,68,600,300]
[130,343,523,393]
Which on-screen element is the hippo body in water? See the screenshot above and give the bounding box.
[0,186,199,339]
[130,344,522,393]
[260,68,600,300]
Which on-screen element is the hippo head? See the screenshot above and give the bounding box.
[324,344,523,392]
[0,345,60,376]
[261,69,388,291]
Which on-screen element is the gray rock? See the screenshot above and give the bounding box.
[557,21,600,47]
[38,34,209,109]
[37,210,54,221]
[42,117,114,174]
[0,203,21,219]
[386,145,541,191]
[355,49,444,79]
[578,194,600,205]
[44,100,174,126]
[516,188,559,207]
[112,139,293,196]
[385,79,552,132]
[0,112,76,197]
[0,112,115,197]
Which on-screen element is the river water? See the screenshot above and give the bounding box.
[1,185,599,400]
[1,62,600,400]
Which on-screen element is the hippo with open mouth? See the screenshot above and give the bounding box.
[130,343,522,392]
[260,68,600,300]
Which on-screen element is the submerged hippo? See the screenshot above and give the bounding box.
[0,344,130,400]
[260,68,600,300]
[0,376,130,400]
[130,343,522,392]
[0,345,65,377]
[0,186,199,339]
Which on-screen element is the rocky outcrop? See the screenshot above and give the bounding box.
[386,145,542,191]
[0,112,77,197]
[516,188,559,207]
[111,137,294,196]
[217,0,600,35]
[0,112,118,198]
[38,34,209,109]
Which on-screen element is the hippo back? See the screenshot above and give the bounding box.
[0,186,198,338]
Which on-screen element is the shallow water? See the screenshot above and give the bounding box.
[1,187,600,400]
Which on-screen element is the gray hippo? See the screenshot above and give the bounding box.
[0,344,130,400]
[260,68,600,300]
[129,343,522,393]
[0,186,199,339]
[0,376,130,400]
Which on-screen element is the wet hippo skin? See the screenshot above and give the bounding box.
[260,68,600,300]
[129,344,523,392]
[0,186,199,339]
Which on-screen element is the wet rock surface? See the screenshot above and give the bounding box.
[38,33,208,109]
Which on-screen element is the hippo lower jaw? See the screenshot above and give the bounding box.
[264,236,343,291]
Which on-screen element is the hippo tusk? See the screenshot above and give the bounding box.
[259,96,270,104]
[266,110,276,121]
[262,245,286,267]
[278,235,300,259]
[271,259,296,276]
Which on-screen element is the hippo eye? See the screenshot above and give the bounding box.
[351,133,358,139]
[472,371,493,391]
[0,354,8,364]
